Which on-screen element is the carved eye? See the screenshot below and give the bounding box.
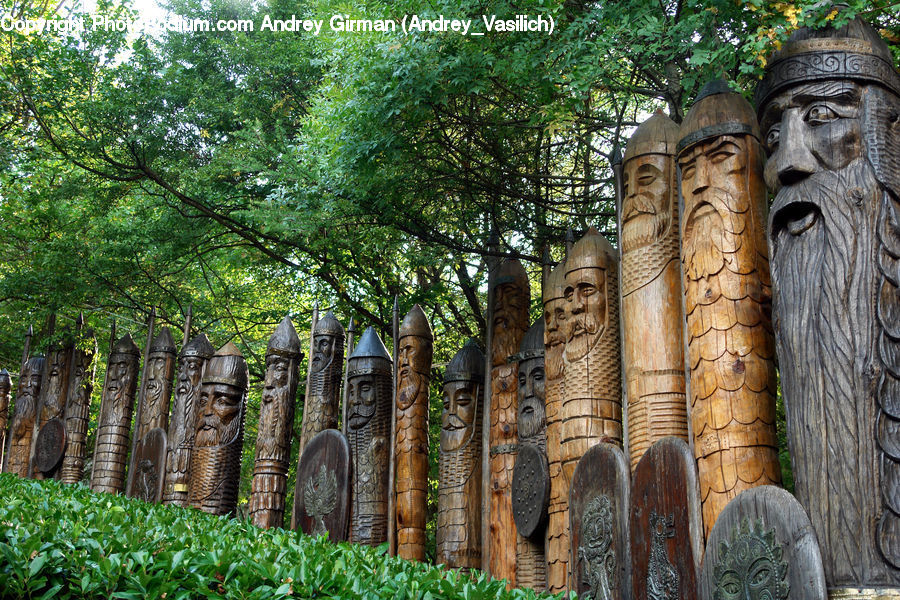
[456,394,471,406]
[680,163,695,180]
[805,103,839,125]
[710,147,735,164]
[519,374,527,387]
[532,368,544,382]
[638,173,657,186]
[751,565,772,586]
[766,125,780,150]
[580,284,596,297]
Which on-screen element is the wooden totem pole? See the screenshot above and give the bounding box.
[488,259,531,585]
[511,320,548,591]
[755,14,900,593]
[619,111,689,471]
[31,339,73,479]
[60,322,97,485]
[0,369,10,468]
[437,340,484,571]
[162,333,214,506]
[394,304,433,561]
[543,260,569,592]
[3,356,44,476]
[346,326,393,546]
[250,316,302,529]
[91,334,141,494]
[677,79,781,537]
[298,311,345,454]
[188,342,249,516]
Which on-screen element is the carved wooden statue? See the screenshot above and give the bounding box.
[188,342,248,516]
[488,259,531,585]
[162,333,214,506]
[91,334,140,494]
[127,327,176,500]
[60,329,97,484]
[4,356,43,476]
[677,79,781,537]
[0,369,10,468]
[250,316,301,529]
[394,304,433,561]
[347,326,393,546]
[620,110,689,471]
[32,343,72,479]
[755,14,900,593]
[438,340,484,571]
[543,260,570,592]
[699,486,826,600]
[511,320,548,591]
[298,311,345,454]
[296,429,350,542]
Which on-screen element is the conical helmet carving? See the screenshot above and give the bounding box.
[444,340,485,383]
[511,319,545,363]
[348,326,392,377]
[565,227,617,275]
[495,258,529,289]
[203,342,249,390]
[677,78,761,156]
[149,327,177,355]
[111,334,141,358]
[267,316,302,358]
[543,260,567,304]
[399,304,433,341]
[181,333,215,359]
[624,109,679,161]
[314,311,345,338]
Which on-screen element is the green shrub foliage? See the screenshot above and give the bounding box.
[0,475,558,600]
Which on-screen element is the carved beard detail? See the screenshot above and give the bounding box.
[565,301,606,361]
[622,209,670,254]
[492,284,528,366]
[257,382,289,457]
[544,298,567,381]
[141,357,166,427]
[683,183,750,282]
[12,392,35,435]
[398,369,423,411]
[348,375,378,430]
[518,395,545,441]
[196,405,241,448]
[105,365,133,421]
[41,356,66,422]
[311,335,335,373]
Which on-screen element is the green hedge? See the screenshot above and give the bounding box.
[0,475,561,600]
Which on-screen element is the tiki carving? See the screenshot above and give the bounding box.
[437,340,484,571]
[4,356,43,477]
[162,333,214,506]
[347,326,393,547]
[32,344,72,479]
[60,332,97,484]
[489,259,531,585]
[621,111,689,471]
[394,304,433,561]
[298,311,345,454]
[0,370,10,468]
[677,79,781,537]
[91,334,140,494]
[188,342,248,516]
[250,316,301,529]
[543,260,570,592]
[755,14,900,593]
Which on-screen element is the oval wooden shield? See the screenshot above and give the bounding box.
[126,427,167,503]
[295,429,350,543]
[569,442,631,600]
[512,442,550,539]
[34,418,66,473]
[630,437,704,600]
[699,485,826,600]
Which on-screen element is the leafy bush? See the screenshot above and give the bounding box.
[0,475,559,600]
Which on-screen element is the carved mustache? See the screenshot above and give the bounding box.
[442,413,467,430]
[570,312,601,337]
[623,194,658,221]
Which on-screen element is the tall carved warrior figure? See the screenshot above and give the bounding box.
[755,14,900,592]
[299,311,345,454]
[347,327,393,546]
[489,258,531,585]
[4,357,43,476]
[394,304,433,561]
[621,111,689,471]
[189,342,248,516]
[438,340,485,571]
[162,333,214,506]
[31,343,72,479]
[60,332,97,484]
[677,79,781,537]
[0,370,10,467]
[135,328,177,442]
[91,334,140,494]
[250,317,301,529]
[543,260,570,592]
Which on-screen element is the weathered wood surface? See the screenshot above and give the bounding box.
[677,79,781,537]
[4,356,44,477]
[699,485,826,600]
[32,344,72,479]
[755,14,900,592]
[296,428,350,543]
[438,340,484,571]
[60,331,96,484]
[630,437,704,600]
[298,311,344,455]
[33,417,65,474]
[0,370,11,470]
[620,110,689,472]
[128,427,167,503]
[569,443,630,600]
[513,444,549,541]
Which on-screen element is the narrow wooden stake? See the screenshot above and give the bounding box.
[387,295,399,556]
[181,304,192,347]
[20,324,33,377]
[340,316,356,437]
[480,228,499,575]
[127,307,156,494]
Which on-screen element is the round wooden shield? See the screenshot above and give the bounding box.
[126,427,167,503]
[512,442,550,539]
[294,429,350,542]
[34,418,66,473]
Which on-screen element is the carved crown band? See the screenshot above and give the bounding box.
[507,349,544,363]
[347,366,391,377]
[676,122,758,155]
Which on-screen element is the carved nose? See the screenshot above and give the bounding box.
[776,111,817,186]
[692,157,711,196]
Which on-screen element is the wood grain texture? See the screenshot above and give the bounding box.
[569,442,630,600]
[31,344,72,479]
[677,81,781,538]
[699,485,826,600]
[129,427,167,503]
[296,428,350,543]
[0,370,10,470]
[4,356,43,477]
[756,15,900,592]
[620,111,689,472]
[630,437,704,600]
[298,311,345,455]
[33,417,65,474]
[60,333,96,485]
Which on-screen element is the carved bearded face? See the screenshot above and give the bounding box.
[176,356,204,400]
[42,350,67,419]
[16,363,42,413]
[441,379,479,451]
[262,355,292,404]
[143,354,169,411]
[311,334,337,373]
[517,358,545,441]
[543,298,567,380]
[195,382,242,447]
[564,267,608,361]
[348,373,377,430]
[105,356,133,412]
[492,281,529,365]
[622,154,673,253]
[398,335,429,410]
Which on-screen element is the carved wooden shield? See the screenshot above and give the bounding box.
[296,429,350,543]
[512,442,550,539]
[569,442,630,600]
[699,485,826,600]
[126,427,167,503]
[630,437,704,600]
[34,417,66,474]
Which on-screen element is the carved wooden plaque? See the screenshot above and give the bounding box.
[699,486,826,600]
[630,437,704,600]
[128,427,167,503]
[296,429,350,543]
[34,417,65,474]
[569,442,630,600]
[512,443,549,540]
